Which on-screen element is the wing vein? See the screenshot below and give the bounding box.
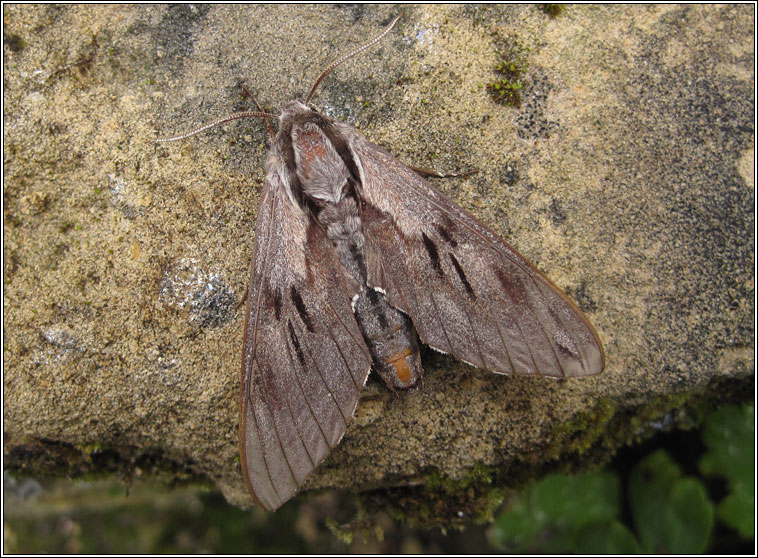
[247,357,287,505]
[532,278,578,375]
[250,190,279,355]
[461,299,489,371]
[300,329,351,433]
[523,297,566,377]
[324,304,366,391]
[283,325,323,467]
[428,289,455,355]
[259,351,301,490]
[482,288,516,373]
[515,269,571,376]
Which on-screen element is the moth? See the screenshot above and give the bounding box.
[159,15,604,511]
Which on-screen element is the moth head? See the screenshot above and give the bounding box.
[291,121,350,202]
[279,101,311,122]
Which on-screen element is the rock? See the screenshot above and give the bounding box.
[3,5,753,518]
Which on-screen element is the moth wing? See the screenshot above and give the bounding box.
[240,169,371,511]
[344,128,604,378]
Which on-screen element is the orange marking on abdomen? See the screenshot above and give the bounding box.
[388,349,413,384]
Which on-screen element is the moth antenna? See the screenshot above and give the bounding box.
[156,111,279,143]
[240,83,277,142]
[304,14,401,106]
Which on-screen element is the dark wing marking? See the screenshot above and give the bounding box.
[240,169,371,511]
[345,128,604,379]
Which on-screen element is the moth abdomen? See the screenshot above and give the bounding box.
[352,287,422,390]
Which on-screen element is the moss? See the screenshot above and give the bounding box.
[326,506,384,546]
[538,4,565,18]
[58,221,76,233]
[547,397,618,460]
[77,441,103,459]
[343,462,508,532]
[4,33,27,52]
[6,438,94,478]
[546,375,753,469]
[486,42,530,108]
[4,436,207,490]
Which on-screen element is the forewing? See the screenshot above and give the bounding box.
[240,170,371,511]
[344,128,604,379]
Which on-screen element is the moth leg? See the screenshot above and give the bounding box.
[407,165,478,179]
[235,285,249,312]
[241,83,276,142]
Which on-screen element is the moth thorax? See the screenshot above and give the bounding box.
[293,124,349,204]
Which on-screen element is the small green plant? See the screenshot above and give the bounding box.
[490,470,640,553]
[629,451,714,553]
[699,404,754,538]
[490,404,754,553]
[487,45,529,108]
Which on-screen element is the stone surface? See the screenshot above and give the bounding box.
[3,5,753,510]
